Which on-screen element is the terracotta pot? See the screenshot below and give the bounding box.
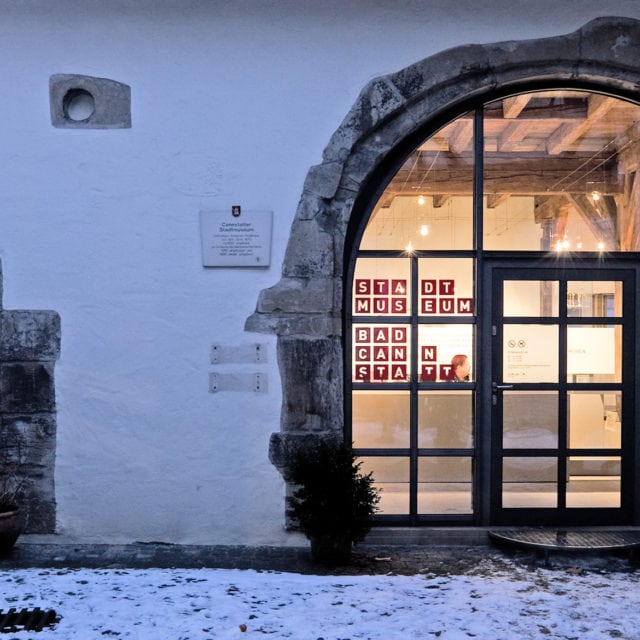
[0,507,22,555]
[309,535,352,565]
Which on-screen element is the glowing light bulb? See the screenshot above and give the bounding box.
[555,240,563,252]
[562,238,570,249]
[597,241,605,251]
[417,195,425,206]
[577,241,583,249]
[591,191,601,201]
[420,224,429,236]
[405,241,414,254]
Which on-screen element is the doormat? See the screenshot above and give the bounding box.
[0,608,59,632]
[489,529,640,553]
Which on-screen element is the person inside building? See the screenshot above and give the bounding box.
[451,354,471,382]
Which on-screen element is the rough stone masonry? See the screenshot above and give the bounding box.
[0,261,60,532]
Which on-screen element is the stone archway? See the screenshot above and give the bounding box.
[245,17,640,484]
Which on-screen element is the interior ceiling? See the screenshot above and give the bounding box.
[375,91,640,249]
[379,91,640,207]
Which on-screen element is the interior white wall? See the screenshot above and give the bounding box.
[0,0,639,544]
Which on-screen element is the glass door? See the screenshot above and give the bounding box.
[490,265,635,525]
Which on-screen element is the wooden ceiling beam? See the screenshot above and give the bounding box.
[619,170,640,250]
[533,195,569,222]
[448,120,474,154]
[432,195,449,208]
[567,193,619,248]
[486,194,510,208]
[498,121,534,152]
[546,95,616,155]
[502,95,532,119]
[387,156,620,196]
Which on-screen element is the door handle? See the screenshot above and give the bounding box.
[491,382,513,405]
[492,382,514,390]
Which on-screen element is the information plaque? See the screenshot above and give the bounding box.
[200,208,272,267]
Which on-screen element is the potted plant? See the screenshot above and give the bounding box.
[287,436,381,565]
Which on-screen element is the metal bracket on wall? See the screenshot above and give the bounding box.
[209,372,268,393]
[210,343,267,364]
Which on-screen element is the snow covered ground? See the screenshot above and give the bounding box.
[0,561,638,639]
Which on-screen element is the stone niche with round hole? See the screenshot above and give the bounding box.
[49,74,131,129]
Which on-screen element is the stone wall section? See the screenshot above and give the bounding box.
[0,262,61,532]
[245,18,640,501]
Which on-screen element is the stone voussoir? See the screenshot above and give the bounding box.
[255,276,335,315]
[282,221,335,279]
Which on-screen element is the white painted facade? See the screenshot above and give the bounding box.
[2,1,640,544]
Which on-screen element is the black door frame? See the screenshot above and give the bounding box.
[480,256,639,526]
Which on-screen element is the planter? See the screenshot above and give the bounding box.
[310,535,352,565]
[0,507,22,555]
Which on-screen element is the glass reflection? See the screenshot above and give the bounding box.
[503,392,557,449]
[352,324,411,383]
[483,90,640,252]
[418,391,473,448]
[360,113,474,251]
[353,258,411,316]
[503,324,559,383]
[568,391,621,449]
[503,280,558,317]
[352,391,409,448]
[567,281,621,317]
[418,457,472,514]
[502,457,557,508]
[418,325,473,382]
[566,457,621,508]
[358,457,409,515]
[567,325,621,382]
[418,258,474,317]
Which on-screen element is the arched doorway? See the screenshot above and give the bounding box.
[246,17,640,529]
[348,89,640,526]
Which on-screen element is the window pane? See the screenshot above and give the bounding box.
[503,324,559,383]
[503,392,557,448]
[503,280,558,317]
[418,325,473,382]
[568,391,621,449]
[566,457,620,508]
[483,90,640,252]
[418,457,472,514]
[358,457,409,515]
[567,281,621,317]
[418,258,474,317]
[360,114,474,251]
[352,391,409,448]
[567,325,621,382]
[502,457,557,508]
[353,258,411,316]
[418,391,473,448]
[352,324,410,383]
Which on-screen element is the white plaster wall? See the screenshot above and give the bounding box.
[0,0,638,544]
